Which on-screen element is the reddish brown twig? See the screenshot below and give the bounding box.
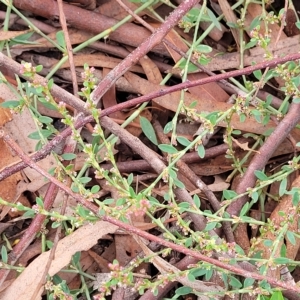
[90,0,199,105]
[12,0,168,56]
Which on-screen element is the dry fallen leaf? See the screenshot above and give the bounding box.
[232,137,260,153]
[0,30,31,41]
[0,221,118,300]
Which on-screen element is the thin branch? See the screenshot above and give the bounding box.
[57,0,78,96]
[90,0,200,105]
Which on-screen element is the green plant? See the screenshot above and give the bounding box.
[1,0,300,299]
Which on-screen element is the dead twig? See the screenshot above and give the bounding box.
[57,0,78,96]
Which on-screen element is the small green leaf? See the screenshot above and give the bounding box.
[244,277,255,288]
[293,97,300,103]
[127,173,133,185]
[46,240,53,249]
[52,221,61,228]
[235,244,245,255]
[148,196,159,204]
[232,130,241,135]
[198,56,211,65]
[251,191,259,202]
[227,22,239,29]
[158,144,178,154]
[223,190,238,200]
[47,78,54,89]
[71,183,79,193]
[163,121,173,134]
[176,136,191,147]
[240,202,249,217]
[178,202,190,208]
[173,178,185,189]
[239,113,246,122]
[252,109,261,123]
[23,210,35,218]
[197,144,205,158]
[254,170,268,181]
[78,206,90,217]
[152,287,158,296]
[79,177,92,184]
[291,76,300,87]
[292,191,300,206]
[189,101,197,108]
[205,268,213,280]
[178,59,198,72]
[185,237,193,248]
[279,177,287,197]
[56,31,66,49]
[204,222,218,231]
[38,116,53,124]
[280,243,287,257]
[253,69,262,80]
[286,230,296,246]
[38,98,58,110]
[229,276,242,288]
[9,32,34,46]
[168,168,177,179]
[175,286,192,296]
[193,194,200,208]
[178,202,190,213]
[1,246,8,263]
[263,239,273,247]
[1,100,21,108]
[249,16,261,31]
[140,116,158,145]
[273,257,290,264]
[187,272,195,282]
[116,198,126,206]
[72,252,81,265]
[28,129,52,140]
[61,153,77,160]
[190,268,207,277]
[35,65,43,72]
[36,197,44,208]
[103,198,114,205]
[270,291,284,300]
[207,8,221,30]
[91,185,100,194]
[195,44,212,53]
